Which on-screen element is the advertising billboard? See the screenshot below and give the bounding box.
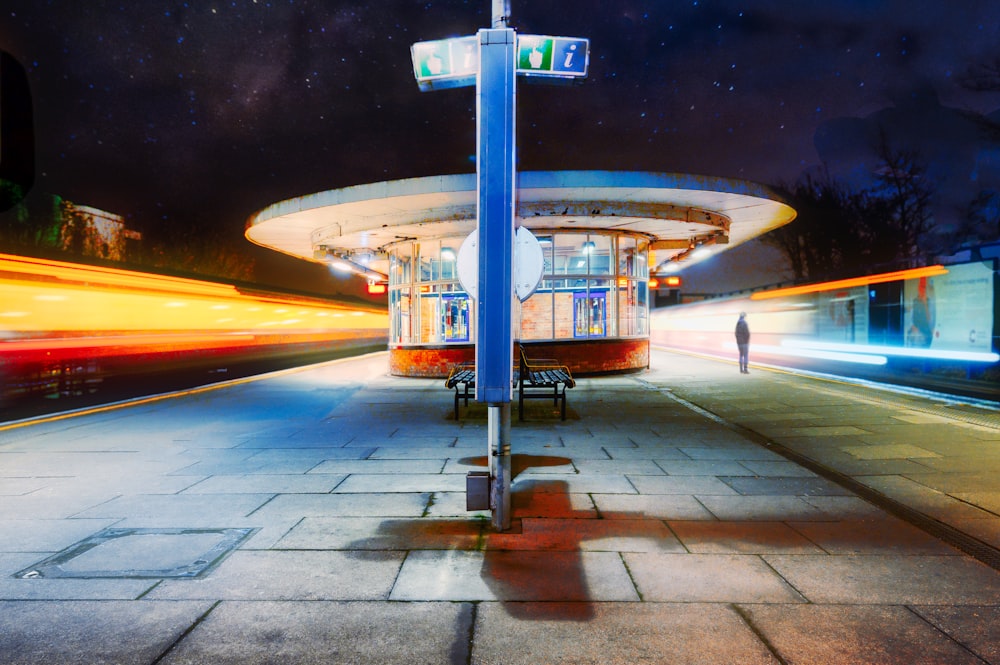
[904,261,995,353]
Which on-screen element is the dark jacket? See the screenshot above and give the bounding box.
[735,317,750,344]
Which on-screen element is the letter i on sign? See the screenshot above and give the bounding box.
[563,43,577,69]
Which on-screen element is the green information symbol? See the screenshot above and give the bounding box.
[413,41,452,78]
[517,36,553,71]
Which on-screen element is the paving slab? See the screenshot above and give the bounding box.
[0,518,118,553]
[764,554,1000,604]
[655,459,758,475]
[904,471,1000,493]
[390,550,639,601]
[629,474,740,495]
[800,495,886,518]
[861,476,1000,521]
[0,553,159,600]
[274,516,484,550]
[472,602,779,665]
[951,517,1000,549]
[679,446,785,461]
[248,492,431,519]
[422,490,498,518]
[483,517,683,552]
[0,600,214,665]
[606,445,689,460]
[331,472,466,493]
[235,433,356,448]
[1,488,127,520]
[147,550,404,600]
[914,605,1000,664]
[372,446,470,459]
[513,474,637,494]
[718,475,855,496]
[841,443,942,459]
[591,493,717,520]
[71,493,274,521]
[669,520,825,554]
[737,459,819,476]
[695,495,833,521]
[953,491,1000,514]
[624,552,806,603]
[740,604,985,665]
[572,459,663,474]
[159,600,473,665]
[505,488,599,519]
[180,473,346,494]
[788,516,965,555]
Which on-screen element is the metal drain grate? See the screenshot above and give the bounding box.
[14,527,256,579]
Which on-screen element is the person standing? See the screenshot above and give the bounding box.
[735,312,750,374]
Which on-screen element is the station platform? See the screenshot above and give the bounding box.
[1,347,999,664]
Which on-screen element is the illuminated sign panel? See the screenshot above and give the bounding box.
[412,34,590,91]
[517,35,589,78]
[411,36,479,91]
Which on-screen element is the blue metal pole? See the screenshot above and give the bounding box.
[476,26,515,530]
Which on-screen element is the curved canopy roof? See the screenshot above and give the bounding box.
[245,170,796,277]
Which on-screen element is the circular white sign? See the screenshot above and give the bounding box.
[513,227,544,302]
[455,226,545,303]
[456,230,479,300]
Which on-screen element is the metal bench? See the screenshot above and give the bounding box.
[517,345,575,421]
[445,347,574,421]
[444,362,477,420]
[445,362,521,420]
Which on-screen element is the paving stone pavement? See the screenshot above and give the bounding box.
[0,348,999,664]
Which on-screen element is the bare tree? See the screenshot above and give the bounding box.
[866,132,935,266]
[765,171,867,281]
[766,135,935,280]
[949,189,1000,250]
[960,56,1000,92]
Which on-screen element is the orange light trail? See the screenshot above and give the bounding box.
[0,254,387,335]
[749,265,949,300]
[0,252,240,297]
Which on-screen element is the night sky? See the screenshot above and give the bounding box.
[2,1,1000,292]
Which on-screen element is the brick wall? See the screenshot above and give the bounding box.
[389,338,649,378]
[389,345,474,377]
[520,339,649,375]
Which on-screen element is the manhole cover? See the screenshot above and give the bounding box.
[14,527,256,579]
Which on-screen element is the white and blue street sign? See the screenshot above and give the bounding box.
[516,35,589,78]
[412,33,589,91]
[411,36,479,91]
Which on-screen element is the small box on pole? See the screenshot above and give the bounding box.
[466,471,491,511]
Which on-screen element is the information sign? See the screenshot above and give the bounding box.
[411,36,479,91]
[516,35,589,78]
[412,33,589,91]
